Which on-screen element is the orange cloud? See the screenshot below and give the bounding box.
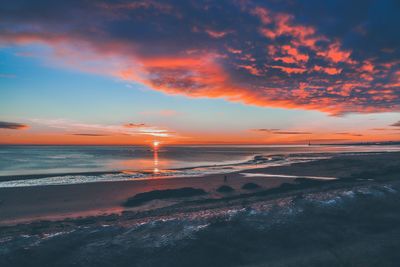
[270,65,307,74]
[316,42,353,64]
[313,65,342,75]
[281,45,309,63]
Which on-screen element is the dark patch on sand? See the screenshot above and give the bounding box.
[241,183,261,190]
[123,187,207,207]
[217,185,235,193]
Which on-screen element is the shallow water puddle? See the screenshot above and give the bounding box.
[240,173,337,180]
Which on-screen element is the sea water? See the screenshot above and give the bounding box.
[0,145,399,187]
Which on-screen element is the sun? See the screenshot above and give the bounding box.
[153,141,160,148]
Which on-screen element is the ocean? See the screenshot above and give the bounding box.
[1,145,399,187]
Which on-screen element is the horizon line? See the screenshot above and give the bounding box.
[1,140,400,146]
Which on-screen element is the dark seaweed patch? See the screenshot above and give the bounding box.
[241,183,261,190]
[217,185,235,193]
[123,187,207,207]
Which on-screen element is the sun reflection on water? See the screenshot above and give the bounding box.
[107,142,177,176]
[153,148,159,174]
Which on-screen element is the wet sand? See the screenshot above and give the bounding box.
[0,172,293,225]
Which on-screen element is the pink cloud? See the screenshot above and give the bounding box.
[237,64,261,76]
[205,29,231,38]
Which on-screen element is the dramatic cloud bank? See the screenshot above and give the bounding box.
[1,0,399,114]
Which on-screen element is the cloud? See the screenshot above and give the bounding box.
[30,118,175,138]
[391,121,400,127]
[273,131,312,135]
[123,123,147,128]
[371,127,400,131]
[252,129,311,134]
[1,0,399,115]
[251,128,280,133]
[205,29,232,39]
[335,132,364,136]
[308,139,350,143]
[0,121,29,130]
[71,133,110,136]
[371,128,390,131]
[254,129,365,136]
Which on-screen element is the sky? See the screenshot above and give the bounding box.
[0,0,399,145]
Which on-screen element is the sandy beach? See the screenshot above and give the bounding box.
[1,151,400,267]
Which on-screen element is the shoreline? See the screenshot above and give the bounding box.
[1,151,399,227]
[1,150,397,183]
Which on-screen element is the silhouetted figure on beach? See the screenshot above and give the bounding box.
[224,175,228,182]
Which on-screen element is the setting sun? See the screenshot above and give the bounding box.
[153,141,160,148]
